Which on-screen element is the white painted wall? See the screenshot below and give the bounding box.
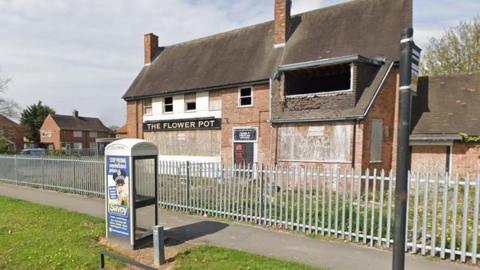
[144,91,221,122]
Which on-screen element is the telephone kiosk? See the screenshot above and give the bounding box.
[104,139,158,249]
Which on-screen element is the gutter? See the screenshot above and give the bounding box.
[409,134,462,141]
[273,55,385,79]
[123,79,270,101]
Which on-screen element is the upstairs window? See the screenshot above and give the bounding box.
[143,98,152,115]
[164,97,173,113]
[209,91,222,111]
[285,64,352,96]
[73,131,82,138]
[89,131,97,138]
[239,87,253,107]
[184,93,196,112]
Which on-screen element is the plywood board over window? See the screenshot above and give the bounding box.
[278,123,353,163]
[370,119,383,162]
[145,130,221,157]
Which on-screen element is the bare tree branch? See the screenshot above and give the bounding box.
[0,75,20,118]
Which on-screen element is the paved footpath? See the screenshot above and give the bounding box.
[0,182,476,270]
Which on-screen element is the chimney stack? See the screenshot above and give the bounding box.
[144,33,159,65]
[73,110,79,118]
[274,0,291,47]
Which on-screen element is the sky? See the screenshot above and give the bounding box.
[0,0,479,127]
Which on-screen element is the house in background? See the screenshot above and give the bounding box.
[0,115,24,152]
[411,73,480,175]
[40,110,113,152]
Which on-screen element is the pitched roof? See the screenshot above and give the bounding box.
[123,0,411,100]
[411,73,480,137]
[51,114,112,132]
[0,115,22,129]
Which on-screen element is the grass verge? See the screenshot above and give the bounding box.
[0,195,108,270]
[174,245,327,270]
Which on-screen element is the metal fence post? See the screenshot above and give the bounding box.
[153,225,166,266]
[14,155,18,184]
[42,158,45,189]
[186,161,191,209]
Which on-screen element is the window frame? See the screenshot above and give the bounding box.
[89,131,97,138]
[184,93,197,112]
[73,130,83,138]
[238,87,253,107]
[143,98,153,115]
[164,96,174,113]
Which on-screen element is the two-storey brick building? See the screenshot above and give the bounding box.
[0,115,24,152]
[40,110,112,152]
[122,0,411,171]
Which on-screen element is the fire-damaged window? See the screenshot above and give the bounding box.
[284,64,352,96]
[164,97,173,113]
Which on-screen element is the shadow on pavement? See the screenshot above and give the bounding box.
[165,221,229,246]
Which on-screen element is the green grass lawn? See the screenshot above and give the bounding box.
[175,245,326,270]
[0,196,106,270]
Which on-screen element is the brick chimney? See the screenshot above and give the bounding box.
[274,0,291,47]
[144,33,159,65]
[73,110,79,118]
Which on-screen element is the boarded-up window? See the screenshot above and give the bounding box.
[145,130,221,157]
[370,119,383,162]
[209,91,222,111]
[278,123,352,162]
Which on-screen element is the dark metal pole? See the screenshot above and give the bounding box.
[392,28,414,270]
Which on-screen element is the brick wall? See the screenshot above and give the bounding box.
[221,84,275,164]
[361,68,399,172]
[452,142,480,175]
[126,100,144,139]
[411,145,448,173]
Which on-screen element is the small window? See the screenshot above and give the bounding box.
[73,131,82,138]
[184,93,196,112]
[89,143,97,149]
[62,143,71,150]
[144,99,152,115]
[370,119,383,162]
[73,142,83,150]
[239,87,253,107]
[41,130,52,138]
[209,91,222,111]
[89,131,97,138]
[164,97,173,113]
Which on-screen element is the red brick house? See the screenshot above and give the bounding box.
[40,111,112,151]
[122,0,411,171]
[0,115,24,152]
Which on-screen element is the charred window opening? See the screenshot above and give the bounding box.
[284,64,351,96]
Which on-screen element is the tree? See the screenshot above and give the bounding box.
[20,101,55,144]
[421,17,480,76]
[0,74,20,118]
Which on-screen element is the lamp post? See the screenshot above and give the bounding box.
[392,27,421,270]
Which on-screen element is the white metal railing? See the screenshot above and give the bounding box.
[0,155,478,264]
